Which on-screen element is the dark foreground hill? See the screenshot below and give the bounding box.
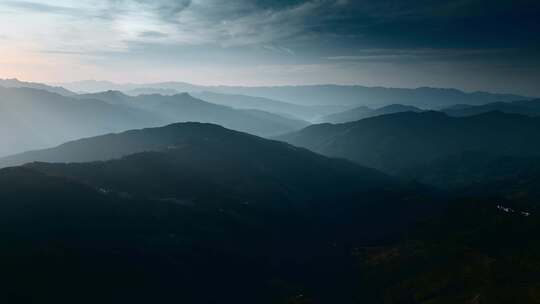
[0,123,438,303]
[279,111,540,174]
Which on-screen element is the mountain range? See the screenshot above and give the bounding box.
[191,91,350,121]
[279,111,540,174]
[0,86,307,156]
[0,86,163,157]
[78,91,309,136]
[56,80,532,109]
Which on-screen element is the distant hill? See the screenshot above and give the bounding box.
[56,80,200,94]
[0,78,75,96]
[0,86,164,157]
[58,80,532,108]
[126,87,180,96]
[192,91,350,121]
[279,111,540,174]
[443,99,540,117]
[318,104,423,123]
[80,91,309,137]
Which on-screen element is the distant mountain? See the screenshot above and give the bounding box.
[0,78,75,96]
[192,91,350,121]
[81,91,309,137]
[0,86,164,157]
[56,80,200,94]
[443,99,540,117]
[279,111,540,174]
[209,86,532,108]
[318,104,423,123]
[58,80,532,108]
[126,87,180,96]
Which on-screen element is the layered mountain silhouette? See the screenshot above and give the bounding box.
[0,122,311,168]
[79,91,309,136]
[279,111,540,174]
[192,91,350,121]
[58,80,531,109]
[318,104,423,123]
[0,86,164,157]
[0,87,308,156]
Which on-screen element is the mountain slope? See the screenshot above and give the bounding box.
[192,91,350,121]
[21,123,435,238]
[400,152,540,200]
[0,78,75,96]
[0,86,164,157]
[357,198,540,304]
[279,111,540,174]
[0,122,438,303]
[318,104,423,123]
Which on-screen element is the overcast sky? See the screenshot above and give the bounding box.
[0,0,539,95]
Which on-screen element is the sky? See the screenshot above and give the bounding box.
[0,0,539,96]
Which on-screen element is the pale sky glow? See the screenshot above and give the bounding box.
[0,0,539,95]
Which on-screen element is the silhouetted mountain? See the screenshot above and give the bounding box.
[0,78,75,96]
[318,104,423,123]
[0,123,438,303]
[279,111,540,174]
[58,80,532,108]
[443,99,540,117]
[192,91,350,121]
[0,122,310,168]
[0,86,164,157]
[81,91,309,136]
